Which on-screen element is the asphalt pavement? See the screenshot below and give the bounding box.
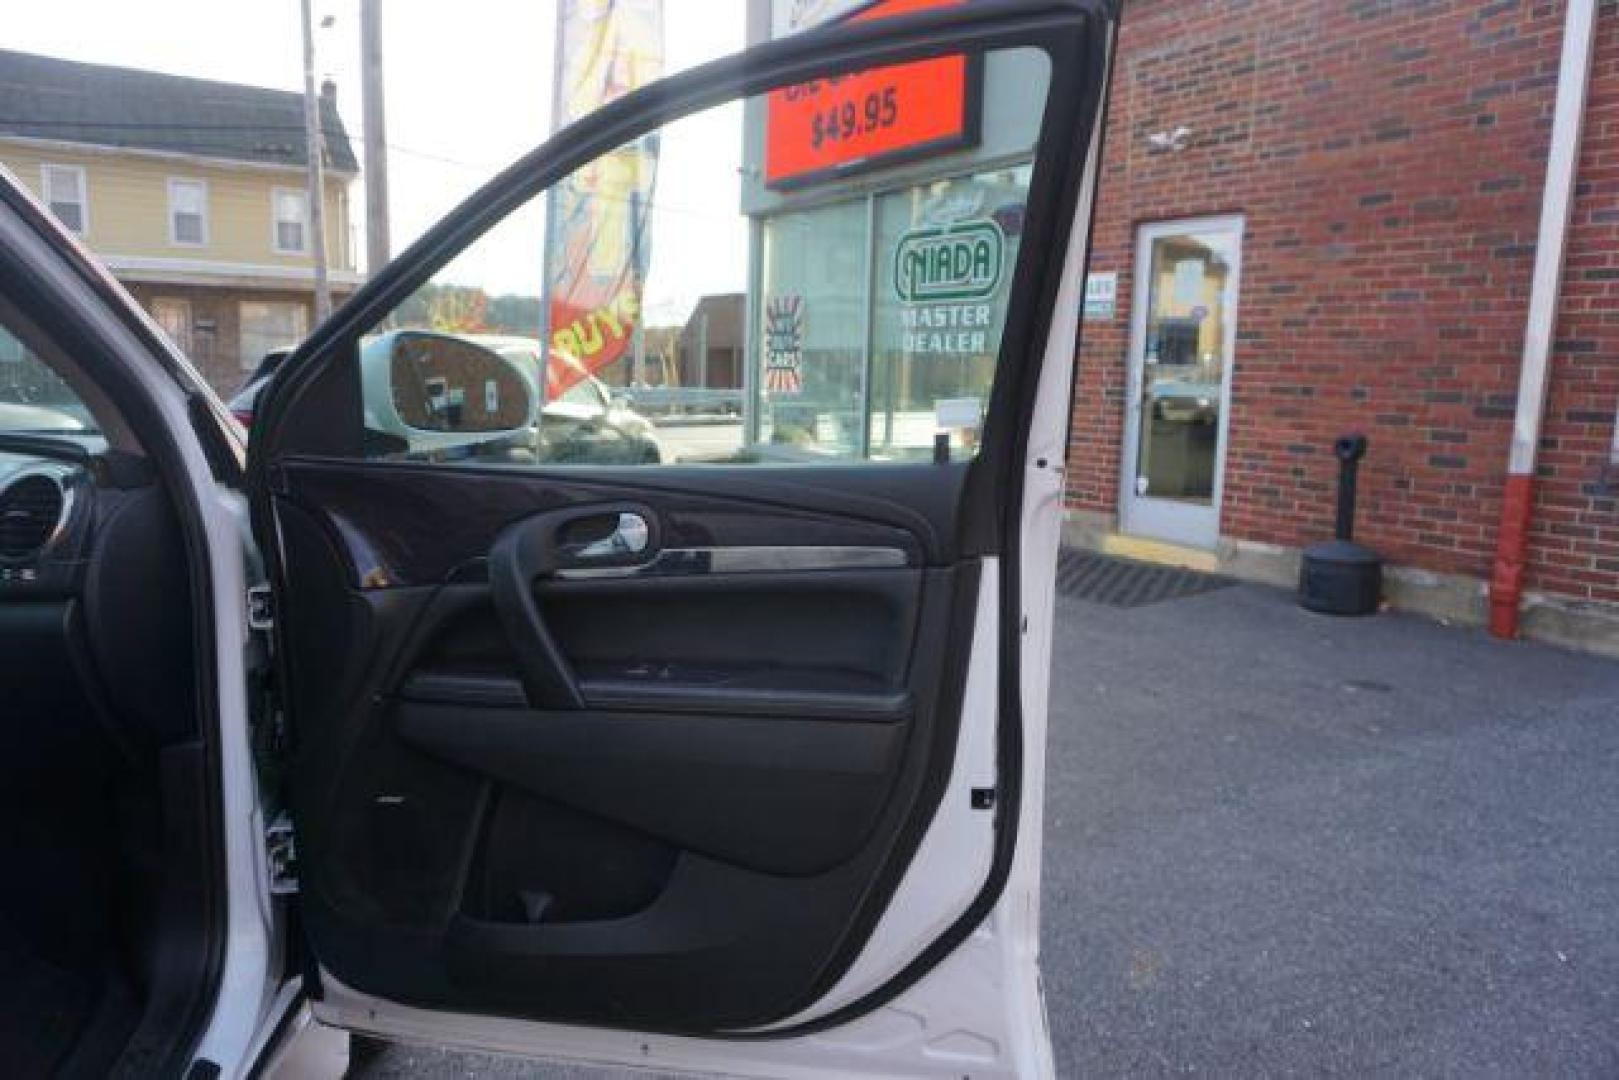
[357,577,1619,1078]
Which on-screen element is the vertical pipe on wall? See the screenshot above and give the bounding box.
[1489,0,1598,639]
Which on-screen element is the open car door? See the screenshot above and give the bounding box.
[248,1,1114,1075]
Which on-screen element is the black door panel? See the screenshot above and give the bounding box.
[395,702,906,874]
[272,458,979,1028]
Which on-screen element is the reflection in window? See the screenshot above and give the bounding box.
[0,326,96,433]
[1133,225,1241,504]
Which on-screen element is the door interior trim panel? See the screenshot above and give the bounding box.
[271,468,985,1030]
[273,457,958,588]
[393,700,906,874]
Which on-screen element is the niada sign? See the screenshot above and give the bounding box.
[894,219,1005,303]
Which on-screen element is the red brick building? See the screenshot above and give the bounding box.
[1066,0,1619,655]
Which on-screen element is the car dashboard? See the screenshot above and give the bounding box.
[0,441,197,758]
[0,453,93,595]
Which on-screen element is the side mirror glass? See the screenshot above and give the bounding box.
[362,330,536,455]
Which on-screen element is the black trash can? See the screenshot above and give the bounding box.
[1299,434,1383,616]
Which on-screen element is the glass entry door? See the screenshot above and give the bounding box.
[1119,216,1243,548]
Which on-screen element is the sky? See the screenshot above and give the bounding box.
[4,0,750,317]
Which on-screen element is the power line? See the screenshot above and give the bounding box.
[0,115,495,171]
[0,119,745,221]
[0,117,348,134]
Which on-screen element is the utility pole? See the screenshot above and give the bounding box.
[537,0,568,404]
[360,0,390,274]
[696,306,709,390]
[300,0,332,321]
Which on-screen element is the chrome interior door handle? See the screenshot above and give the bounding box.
[574,512,651,559]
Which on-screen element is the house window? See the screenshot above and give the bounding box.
[168,179,209,246]
[150,297,193,356]
[41,165,87,236]
[273,188,310,254]
[239,300,308,370]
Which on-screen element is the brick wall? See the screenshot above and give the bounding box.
[1070,0,1619,602]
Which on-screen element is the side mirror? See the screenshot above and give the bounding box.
[362,330,536,456]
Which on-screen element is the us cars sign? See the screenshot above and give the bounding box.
[764,0,981,190]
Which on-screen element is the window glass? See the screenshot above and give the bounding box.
[756,200,867,458]
[0,326,96,434]
[240,300,309,370]
[41,165,86,236]
[150,298,193,356]
[561,377,607,408]
[1131,224,1241,503]
[169,179,207,246]
[274,189,309,254]
[351,44,1050,469]
[869,164,1029,460]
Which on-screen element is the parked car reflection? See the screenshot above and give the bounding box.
[478,335,665,465]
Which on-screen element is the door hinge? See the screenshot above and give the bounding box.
[247,584,274,631]
[266,812,299,895]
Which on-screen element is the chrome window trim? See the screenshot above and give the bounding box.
[556,544,909,580]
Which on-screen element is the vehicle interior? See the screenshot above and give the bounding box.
[0,305,213,1078]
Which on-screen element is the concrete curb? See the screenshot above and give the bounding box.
[1061,510,1619,659]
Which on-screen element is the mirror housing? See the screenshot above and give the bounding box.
[360,330,537,458]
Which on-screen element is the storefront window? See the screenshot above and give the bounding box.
[751,163,1030,462]
[757,200,867,458]
[870,164,1029,460]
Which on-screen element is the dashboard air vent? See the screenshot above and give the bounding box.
[0,474,65,559]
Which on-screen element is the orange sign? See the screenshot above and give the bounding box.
[765,0,978,190]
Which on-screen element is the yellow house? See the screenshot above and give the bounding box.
[0,48,361,394]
